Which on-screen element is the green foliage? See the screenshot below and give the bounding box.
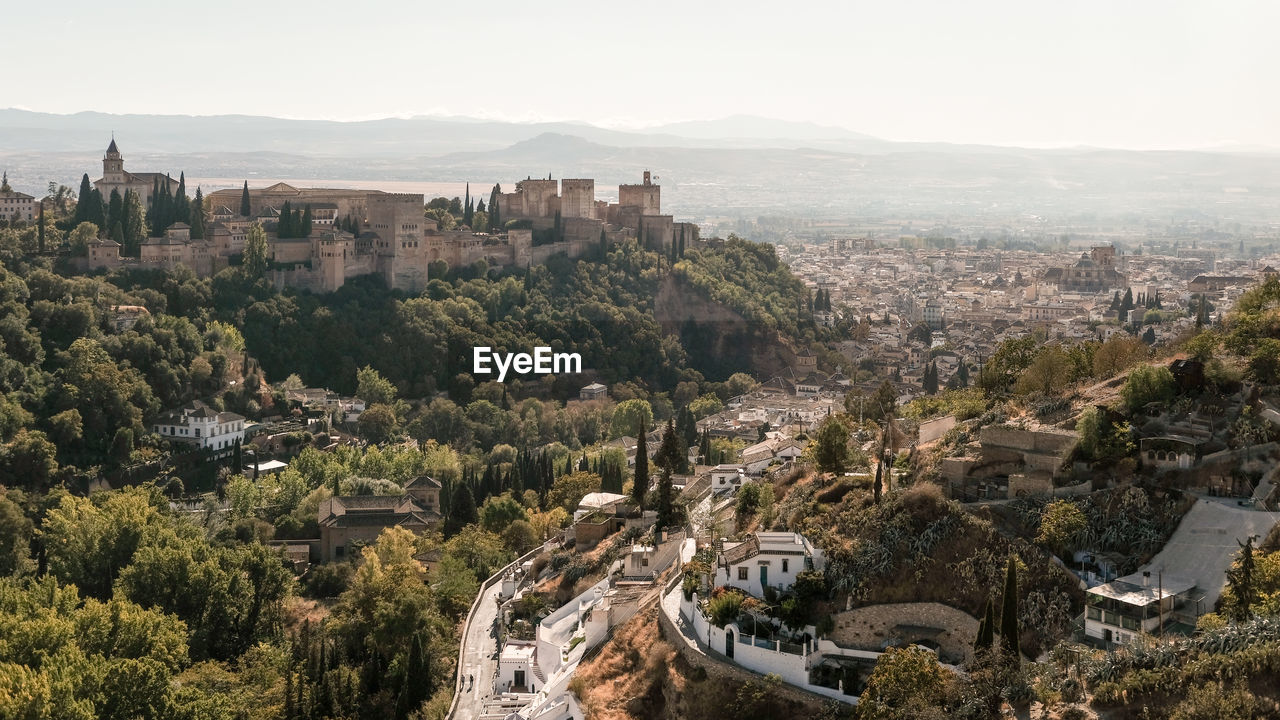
[707,589,746,627]
[1035,500,1086,557]
[858,646,953,719]
[241,223,268,277]
[811,414,853,474]
[1120,364,1175,412]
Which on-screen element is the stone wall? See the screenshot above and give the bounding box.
[829,602,978,664]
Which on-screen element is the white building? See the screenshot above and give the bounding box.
[711,464,747,493]
[153,400,246,454]
[1084,571,1197,646]
[715,531,825,597]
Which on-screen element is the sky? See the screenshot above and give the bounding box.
[7,0,1278,150]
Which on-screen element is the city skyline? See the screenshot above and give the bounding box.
[5,0,1277,151]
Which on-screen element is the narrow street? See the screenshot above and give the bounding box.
[452,578,504,720]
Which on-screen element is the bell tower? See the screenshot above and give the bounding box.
[103,137,124,183]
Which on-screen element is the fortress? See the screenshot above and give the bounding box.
[87,142,700,293]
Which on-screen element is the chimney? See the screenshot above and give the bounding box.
[643,171,651,185]
[1143,571,1151,588]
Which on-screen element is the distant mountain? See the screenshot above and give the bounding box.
[642,114,878,142]
[4,109,1280,223]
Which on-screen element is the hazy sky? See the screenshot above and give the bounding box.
[8,0,1277,149]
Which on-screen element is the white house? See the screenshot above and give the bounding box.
[711,464,747,493]
[1084,571,1197,646]
[715,531,825,596]
[153,400,246,454]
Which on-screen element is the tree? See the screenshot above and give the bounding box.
[922,361,939,395]
[67,221,98,256]
[1015,346,1072,396]
[548,471,601,513]
[811,415,851,474]
[1093,335,1147,378]
[0,492,34,576]
[445,482,478,535]
[358,404,398,444]
[74,173,93,224]
[190,187,205,239]
[479,492,527,534]
[240,180,251,217]
[122,189,146,256]
[1000,556,1020,659]
[633,429,649,506]
[859,646,952,719]
[610,399,653,440]
[1225,537,1257,621]
[243,222,268,277]
[974,597,994,652]
[1120,364,1175,412]
[1036,500,1086,557]
[356,365,398,405]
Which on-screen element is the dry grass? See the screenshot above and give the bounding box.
[571,607,675,720]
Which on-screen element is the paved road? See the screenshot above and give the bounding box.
[453,580,503,720]
[1139,497,1278,609]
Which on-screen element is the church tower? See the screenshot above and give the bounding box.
[103,138,124,184]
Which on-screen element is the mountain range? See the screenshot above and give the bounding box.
[3,109,1279,225]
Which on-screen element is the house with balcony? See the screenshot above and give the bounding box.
[1084,571,1198,646]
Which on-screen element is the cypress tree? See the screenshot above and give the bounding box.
[301,205,313,237]
[37,201,44,252]
[190,187,205,239]
[123,189,146,256]
[1227,537,1257,620]
[1000,556,1020,659]
[86,188,107,231]
[698,431,711,466]
[107,188,123,231]
[488,184,501,230]
[240,180,252,217]
[974,597,994,651]
[175,172,189,224]
[110,221,123,246]
[633,426,648,506]
[279,201,293,238]
[445,482,477,535]
[463,183,473,227]
[74,174,93,224]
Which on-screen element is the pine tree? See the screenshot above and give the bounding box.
[240,180,252,217]
[1000,556,1020,659]
[633,426,649,506]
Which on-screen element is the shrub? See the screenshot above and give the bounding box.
[707,590,745,627]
